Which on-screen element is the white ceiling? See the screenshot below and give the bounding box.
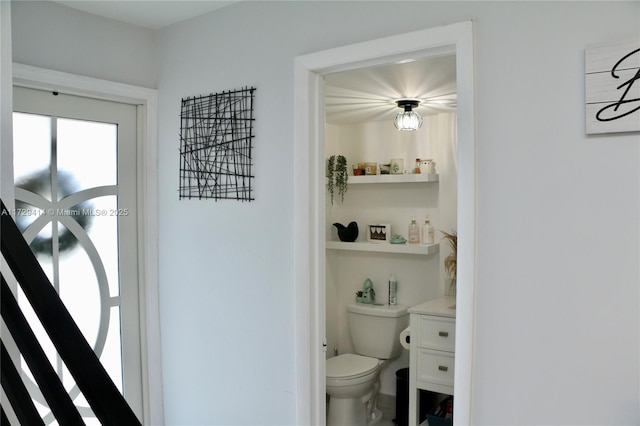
[324,55,457,125]
[53,0,239,29]
[50,0,457,124]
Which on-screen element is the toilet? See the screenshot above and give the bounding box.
[326,303,409,426]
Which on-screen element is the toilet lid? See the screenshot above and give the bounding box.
[326,353,379,379]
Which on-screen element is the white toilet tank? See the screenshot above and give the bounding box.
[347,303,409,359]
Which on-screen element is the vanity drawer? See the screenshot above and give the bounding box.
[416,315,455,352]
[416,348,455,387]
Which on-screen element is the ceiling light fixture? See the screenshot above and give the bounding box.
[393,99,423,131]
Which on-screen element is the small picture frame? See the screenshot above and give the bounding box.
[367,224,391,243]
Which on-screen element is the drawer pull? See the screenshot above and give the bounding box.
[438,331,449,337]
[438,365,449,372]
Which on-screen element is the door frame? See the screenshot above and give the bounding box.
[293,21,476,424]
[12,63,163,426]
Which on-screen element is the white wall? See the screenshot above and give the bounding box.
[469,4,638,424]
[154,4,298,424]
[8,1,640,425]
[10,0,157,89]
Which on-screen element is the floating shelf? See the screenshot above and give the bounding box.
[326,241,440,255]
[348,174,438,184]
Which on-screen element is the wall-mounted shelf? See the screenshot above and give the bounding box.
[326,241,440,255]
[348,174,438,184]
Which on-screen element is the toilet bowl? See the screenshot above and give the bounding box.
[326,354,381,426]
[326,303,408,426]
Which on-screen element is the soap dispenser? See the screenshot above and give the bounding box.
[408,217,419,244]
[422,216,434,245]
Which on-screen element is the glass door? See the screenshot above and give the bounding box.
[12,86,142,424]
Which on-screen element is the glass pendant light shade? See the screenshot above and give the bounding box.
[394,110,423,130]
[393,99,423,131]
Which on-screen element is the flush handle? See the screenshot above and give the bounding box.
[438,365,449,372]
[438,331,449,337]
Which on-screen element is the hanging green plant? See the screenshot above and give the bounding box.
[327,155,335,203]
[327,154,348,204]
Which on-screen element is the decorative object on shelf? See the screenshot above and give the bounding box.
[441,230,457,295]
[408,217,420,244]
[414,158,421,174]
[390,235,407,244]
[420,159,436,174]
[393,99,423,131]
[422,216,434,245]
[327,154,348,204]
[353,162,377,175]
[356,278,376,304]
[367,224,391,243]
[179,86,256,201]
[380,164,391,175]
[390,158,404,175]
[333,221,358,242]
[364,163,378,175]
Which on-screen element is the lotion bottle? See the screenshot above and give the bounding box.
[422,216,434,245]
[408,217,419,244]
[388,274,397,305]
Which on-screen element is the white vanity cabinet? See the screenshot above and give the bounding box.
[408,296,456,426]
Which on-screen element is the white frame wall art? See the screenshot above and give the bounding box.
[366,224,391,243]
[585,39,640,134]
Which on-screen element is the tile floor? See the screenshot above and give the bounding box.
[325,393,424,426]
[326,393,399,426]
[377,394,397,426]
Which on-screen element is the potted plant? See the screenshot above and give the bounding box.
[441,230,457,295]
[327,154,348,204]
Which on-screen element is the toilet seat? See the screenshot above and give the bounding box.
[326,353,379,380]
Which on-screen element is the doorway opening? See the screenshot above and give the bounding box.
[294,21,476,425]
[323,52,458,423]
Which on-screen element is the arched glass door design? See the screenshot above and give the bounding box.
[12,86,143,424]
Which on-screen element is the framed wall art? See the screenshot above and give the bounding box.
[585,39,640,134]
[179,86,256,200]
[367,224,391,243]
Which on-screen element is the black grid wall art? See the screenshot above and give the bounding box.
[179,87,256,201]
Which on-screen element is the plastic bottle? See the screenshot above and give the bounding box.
[408,217,419,244]
[422,216,434,245]
[388,274,397,305]
[444,398,453,420]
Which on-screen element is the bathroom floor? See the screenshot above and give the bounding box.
[325,394,400,426]
[378,411,396,425]
[378,394,397,426]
